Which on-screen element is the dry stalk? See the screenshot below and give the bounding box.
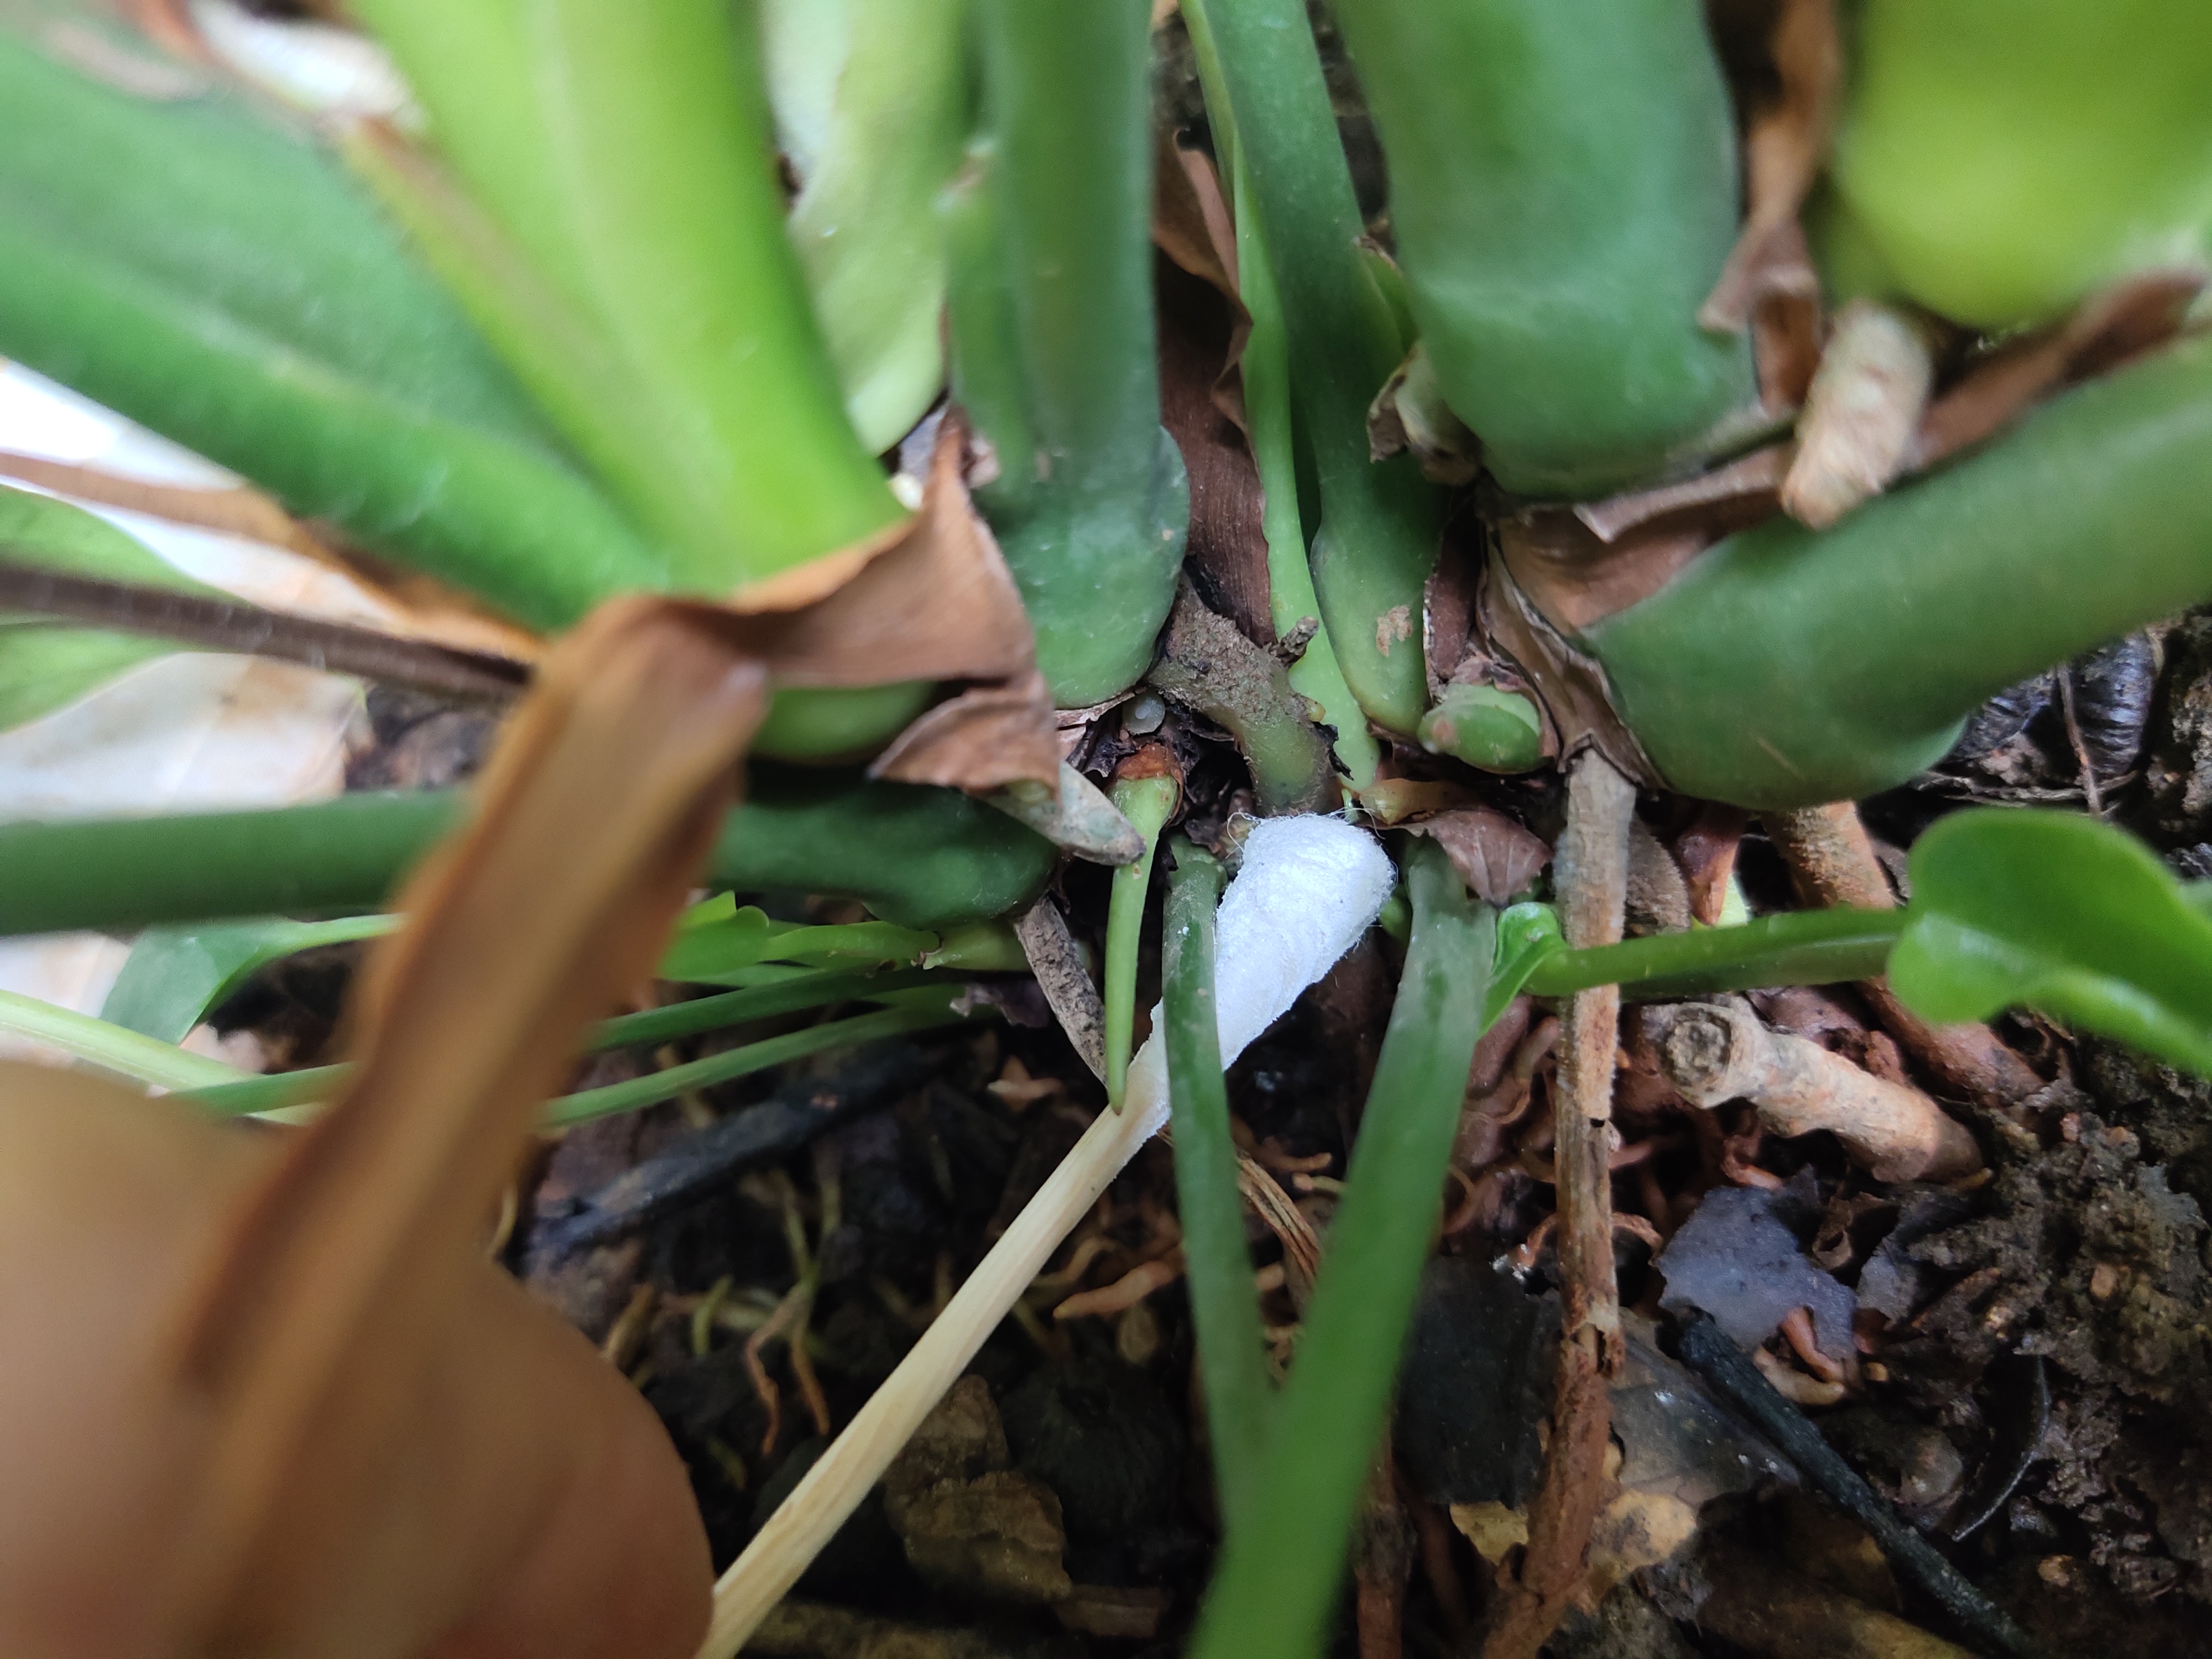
[1483,750,1635,1659]
[1645,997,1981,1181]
[696,1082,1168,1656]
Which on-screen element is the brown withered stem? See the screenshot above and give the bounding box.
[1482,751,1635,1659]
[1645,997,1981,1182]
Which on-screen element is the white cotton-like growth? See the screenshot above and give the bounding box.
[1210,815,1396,1062]
[1123,813,1395,1139]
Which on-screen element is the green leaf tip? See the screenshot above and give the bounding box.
[1890,808,2212,1079]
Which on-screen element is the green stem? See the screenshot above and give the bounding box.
[1162,839,1271,1528]
[0,769,1058,938]
[1589,334,2212,808]
[1190,837,1493,1659]
[0,989,237,1092]
[947,0,1187,706]
[178,969,956,1117]
[1328,0,1755,497]
[1179,4,1375,790]
[1182,0,1442,735]
[1526,908,1906,1002]
[1103,774,1179,1104]
[544,997,969,1128]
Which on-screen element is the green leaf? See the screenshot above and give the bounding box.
[1890,809,2212,1078]
[100,914,397,1044]
[0,482,218,729]
[658,898,938,984]
[768,0,966,454]
[1489,900,1564,1021]
[0,22,664,629]
[351,0,902,589]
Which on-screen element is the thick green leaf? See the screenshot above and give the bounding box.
[0,21,664,629]
[0,482,217,729]
[100,914,397,1044]
[351,0,903,590]
[766,0,966,454]
[1890,809,2212,1078]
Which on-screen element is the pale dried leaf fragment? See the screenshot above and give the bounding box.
[1783,300,1938,528]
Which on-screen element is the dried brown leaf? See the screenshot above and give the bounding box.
[1701,0,1838,334]
[1911,269,2208,471]
[1406,807,1553,906]
[1477,560,1662,789]
[0,450,324,558]
[1782,299,1937,528]
[1159,257,1276,646]
[1152,131,1239,302]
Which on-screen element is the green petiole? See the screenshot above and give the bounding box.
[0,770,1059,939]
[1590,334,2212,808]
[1181,0,1441,737]
[945,0,1188,707]
[0,988,237,1093]
[1103,772,1180,1105]
[1188,836,1493,1659]
[1329,0,1756,498]
[175,973,961,1118]
[1162,839,1272,1529]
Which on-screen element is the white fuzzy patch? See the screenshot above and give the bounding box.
[1124,813,1395,1137]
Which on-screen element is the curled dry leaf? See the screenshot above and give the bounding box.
[1405,807,1552,906]
[0,409,1053,1655]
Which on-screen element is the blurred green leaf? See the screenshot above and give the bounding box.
[100,913,397,1044]
[0,23,663,629]
[766,0,966,454]
[1890,809,2212,1078]
[659,896,938,984]
[0,483,215,729]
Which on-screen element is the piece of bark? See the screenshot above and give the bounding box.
[1353,1457,1418,1659]
[1483,754,1634,1659]
[1147,582,1334,813]
[1157,255,1276,646]
[1696,1546,1976,1659]
[1625,818,1693,936]
[1646,998,1981,1182]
